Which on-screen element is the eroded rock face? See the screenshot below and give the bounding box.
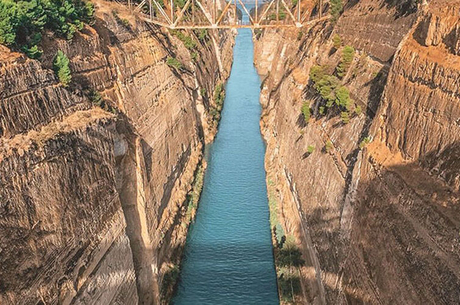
[255,0,460,303]
[0,1,234,304]
[336,0,417,62]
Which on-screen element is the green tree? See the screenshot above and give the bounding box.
[23,44,42,58]
[332,34,341,49]
[301,102,311,123]
[0,0,18,46]
[0,0,94,57]
[316,75,339,103]
[309,65,324,83]
[337,45,355,78]
[53,50,72,87]
[335,86,352,110]
[214,83,225,106]
[330,0,343,21]
[340,111,350,124]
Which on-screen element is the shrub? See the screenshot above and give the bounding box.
[319,106,325,115]
[359,136,371,149]
[332,34,341,49]
[112,10,131,27]
[23,44,42,59]
[340,111,350,124]
[195,29,208,41]
[160,265,180,298]
[171,30,197,50]
[276,247,305,268]
[325,140,333,153]
[310,65,358,120]
[186,165,204,220]
[355,105,362,116]
[200,87,207,97]
[309,65,325,83]
[301,102,311,123]
[307,145,315,154]
[337,45,355,78]
[87,89,103,105]
[278,274,302,302]
[166,57,183,70]
[330,0,343,21]
[335,86,352,110]
[191,51,198,62]
[53,50,71,87]
[214,83,225,106]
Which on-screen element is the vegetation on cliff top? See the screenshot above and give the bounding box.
[0,0,94,58]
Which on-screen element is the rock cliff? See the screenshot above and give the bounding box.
[255,0,460,303]
[0,1,234,304]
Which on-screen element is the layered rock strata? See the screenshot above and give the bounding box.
[0,1,234,304]
[255,0,460,303]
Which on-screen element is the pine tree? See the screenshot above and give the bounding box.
[53,50,72,87]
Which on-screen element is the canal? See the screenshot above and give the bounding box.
[172,28,279,305]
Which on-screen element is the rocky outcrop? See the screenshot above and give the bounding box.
[255,0,460,303]
[0,1,234,304]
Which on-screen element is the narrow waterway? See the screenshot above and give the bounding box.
[172,29,279,304]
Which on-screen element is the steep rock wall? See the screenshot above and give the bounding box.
[0,1,234,304]
[255,0,459,303]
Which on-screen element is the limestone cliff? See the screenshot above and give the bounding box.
[0,1,234,304]
[255,0,460,303]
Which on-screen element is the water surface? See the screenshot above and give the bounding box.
[172,29,279,305]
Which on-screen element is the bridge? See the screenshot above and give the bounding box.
[124,0,323,29]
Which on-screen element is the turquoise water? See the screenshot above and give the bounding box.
[172,29,279,305]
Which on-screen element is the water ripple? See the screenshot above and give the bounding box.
[172,29,279,305]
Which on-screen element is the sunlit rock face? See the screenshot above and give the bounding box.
[254,0,460,303]
[0,1,234,303]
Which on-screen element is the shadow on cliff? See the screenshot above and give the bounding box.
[339,65,388,207]
[296,142,460,304]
